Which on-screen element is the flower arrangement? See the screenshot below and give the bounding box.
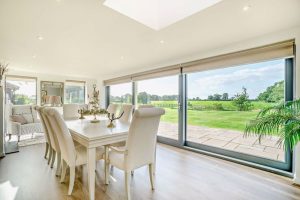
[86,84,107,123]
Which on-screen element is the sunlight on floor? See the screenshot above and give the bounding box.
[0,181,18,200]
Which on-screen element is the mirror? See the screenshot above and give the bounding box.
[41,81,64,106]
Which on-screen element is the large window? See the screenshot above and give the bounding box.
[65,81,86,104]
[186,59,288,163]
[105,41,294,172]
[5,76,37,105]
[137,76,179,141]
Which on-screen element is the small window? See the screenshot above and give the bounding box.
[65,81,86,104]
[5,76,37,105]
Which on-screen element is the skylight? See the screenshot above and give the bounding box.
[103,0,222,30]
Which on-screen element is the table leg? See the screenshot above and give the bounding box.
[87,147,96,200]
[105,145,109,185]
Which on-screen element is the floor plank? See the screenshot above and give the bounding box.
[0,143,299,200]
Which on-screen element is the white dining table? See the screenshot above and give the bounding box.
[66,117,130,200]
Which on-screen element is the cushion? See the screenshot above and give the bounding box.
[10,115,27,125]
[22,113,34,123]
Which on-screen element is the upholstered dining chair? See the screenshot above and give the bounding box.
[138,104,154,108]
[119,104,134,123]
[63,104,79,119]
[107,107,165,200]
[45,108,105,195]
[41,108,62,176]
[107,103,118,115]
[35,106,52,163]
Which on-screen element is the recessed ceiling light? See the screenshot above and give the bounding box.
[37,35,44,40]
[32,55,37,59]
[160,40,165,44]
[243,5,251,11]
[120,56,124,60]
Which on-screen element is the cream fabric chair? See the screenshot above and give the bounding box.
[107,104,118,115]
[138,104,154,108]
[119,104,134,123]
[35,106,52,163]
[107,107,165,200]
[41,108,62,176]
[45,108,105,195]
[63,104,79,120]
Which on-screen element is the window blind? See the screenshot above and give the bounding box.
[182,40,295,73]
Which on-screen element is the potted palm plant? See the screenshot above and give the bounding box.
[245,99,300,184]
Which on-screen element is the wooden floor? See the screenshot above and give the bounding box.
[0,143,300,200]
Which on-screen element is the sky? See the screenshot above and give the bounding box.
[110,59,285,100]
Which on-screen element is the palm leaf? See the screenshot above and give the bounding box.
[244,99,300,151]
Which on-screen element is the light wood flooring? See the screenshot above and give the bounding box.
[0,143,300,200]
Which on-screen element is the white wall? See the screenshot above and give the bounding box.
[98,26,300,182]
[6,70,98,105]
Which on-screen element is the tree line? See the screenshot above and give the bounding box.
[110,80,284,104]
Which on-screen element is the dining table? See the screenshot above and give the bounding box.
[66,117,130,200]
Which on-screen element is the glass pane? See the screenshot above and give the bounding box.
[187,59,285,162]
[109,83,132,104]
[137,76,179,140]
[5,77,37,105]
[65,82,85,104]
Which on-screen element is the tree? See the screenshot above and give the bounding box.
[232,87,253,111]
[207,95,213,100]
[222,93,229,100]
[213,94,222,101]
[257,81,284,103]
[137,92,149,104]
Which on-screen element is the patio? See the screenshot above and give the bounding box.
[158,122,285,161]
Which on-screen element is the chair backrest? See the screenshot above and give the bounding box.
[107,104,118,115]
[46,108,76,166]
[35,106,50,144]
[40,108,60,152]
[63,104,79,119]
[125,107,165,170]
[119,104,134,123]
[138,105,154,109]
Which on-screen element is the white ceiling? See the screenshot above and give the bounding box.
[0,0,300,79]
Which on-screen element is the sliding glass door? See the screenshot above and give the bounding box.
[136,76,179,142]
[185,59,292,170]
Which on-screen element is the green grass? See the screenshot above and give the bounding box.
[152,100,276,111]
[149,100,277,132]
[160,108,259,132]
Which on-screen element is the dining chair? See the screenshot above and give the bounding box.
[45,108,105,195]
[107,107,165,200]
[138,104,154,108]
[119,104,134,123]
[41,108,62,176]
[35,106,52,163]
[107,103,118,115]
[63,104,79,119]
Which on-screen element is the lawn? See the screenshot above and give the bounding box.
[150,100,275,132]
[160,108,258,132]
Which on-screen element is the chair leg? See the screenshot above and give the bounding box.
[17,135,20,142]
[44,143,49,159]
[56,153,61,176]
[8,134,11,141]
[48,147,52,165]
[68,166,76,195]
[60,160,67,183]
[51,150,56,168]
[149,164,155,190]
[125,171,131,200]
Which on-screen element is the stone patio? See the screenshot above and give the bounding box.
[158,122,285,161]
